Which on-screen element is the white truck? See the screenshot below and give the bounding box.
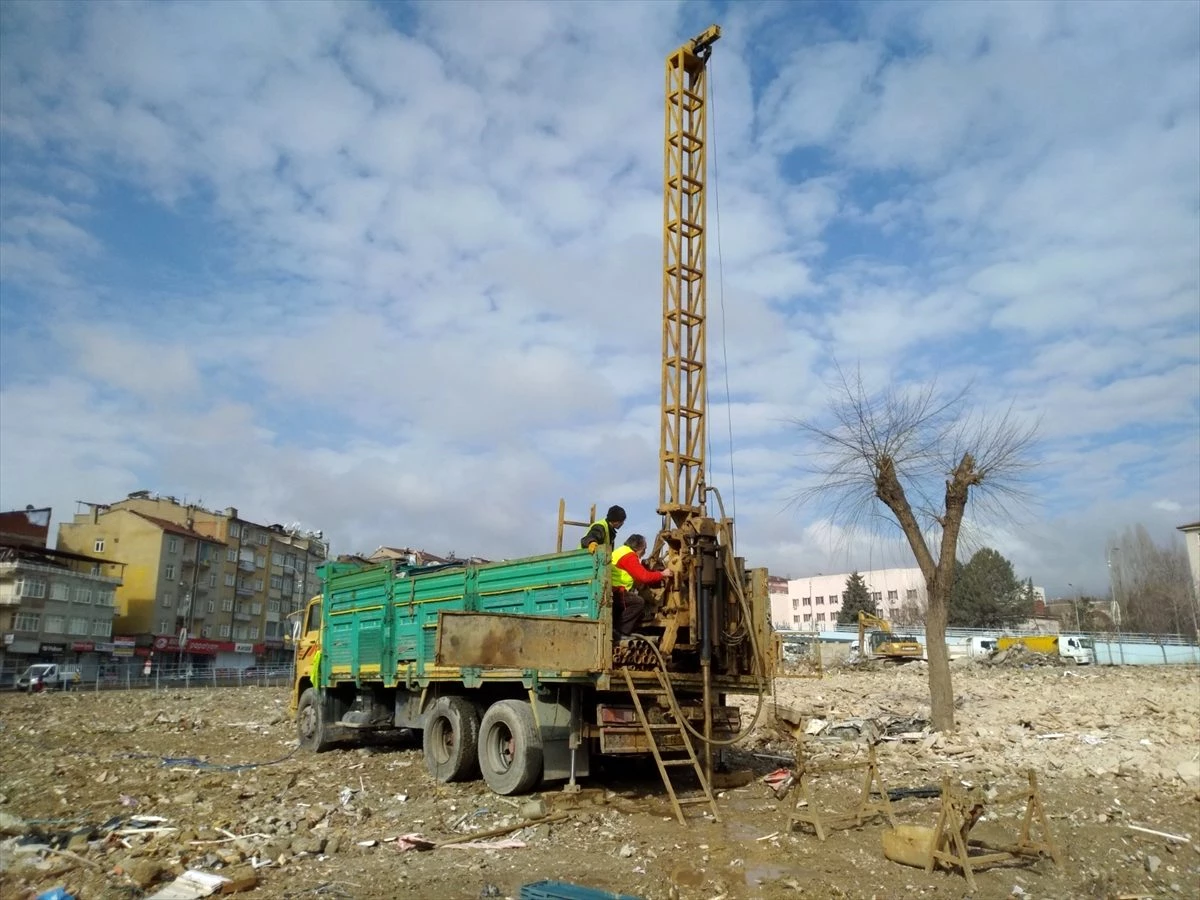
[16,663,82,692]
[996,634,1095,664]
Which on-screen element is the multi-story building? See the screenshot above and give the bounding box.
[773,567,929,632]
[0,507,123,674]
[57,492,328,670]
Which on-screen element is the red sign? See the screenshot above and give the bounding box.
[151,635,264,656]
[71,641,95,652]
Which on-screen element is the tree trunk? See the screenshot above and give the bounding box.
[924,574,955,732]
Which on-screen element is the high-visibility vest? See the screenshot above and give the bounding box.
[611,545,636,591]
[585,519,613,548]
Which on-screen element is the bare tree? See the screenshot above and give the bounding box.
[893,599,926,628]
[795,368,1037,732]
[1108,525,1198,640]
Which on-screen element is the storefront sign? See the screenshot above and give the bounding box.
[151,635,265,656]
[39,643,66,654]
[113,637,136,658]
[71,641,95,652]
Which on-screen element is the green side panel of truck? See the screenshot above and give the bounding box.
[319,550,607,686]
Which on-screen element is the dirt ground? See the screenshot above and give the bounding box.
[1,663,1198,900]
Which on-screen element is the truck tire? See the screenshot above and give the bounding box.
[478,699,543,796]
[423,696,481,783]
[297,687,335,752]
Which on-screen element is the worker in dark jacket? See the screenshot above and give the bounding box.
[611,533,669,639]
[581,505,626,553]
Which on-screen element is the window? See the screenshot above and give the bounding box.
[257,533,268,546]
[92,620,111,637]
[161,593,173,608]
[816,596,824,605]
[272,553,284,566]
[97,591,114,607]
[69,617,88,635]
[208,572,217,588]
[222,598,234,612]
[50,583,69,602]
[268,599,280,613]
[207,600,216,613]
[871,592,882,602]
[228,523,240,539]
[906,589,918,601]
[803,613,812,623]
[887,590,898,601]
[224,574,235,587]
[256,554,266,569]
[842,592,849,602]
[157,619,170,634]
[226,548,237,563]
[254,578,263,591]
[44,615,65,634]
[270,575,283,590]
[816,613,826,622]
[285,553,297,570]
[167,537,179,554]
[802,597,811,606]
[74,587,92,604]
[791,599,798,610]
[94,538,106,553]
[201,625,213,638]
[14,612,41,631]
[251,602,262,615]
[250,625,259,639]
[15,578,47,599]
[234,625,248,640]
[219,625,231,638]
[792,616,800,625]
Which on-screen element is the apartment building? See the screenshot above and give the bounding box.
[773,567,929,632]
[0,507,123,673]
[57,492,328,669]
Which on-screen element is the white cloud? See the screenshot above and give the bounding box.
[0,0,1197,604]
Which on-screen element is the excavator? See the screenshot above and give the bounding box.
[857,611,924,661]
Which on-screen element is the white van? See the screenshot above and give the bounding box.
[16,663,81,692]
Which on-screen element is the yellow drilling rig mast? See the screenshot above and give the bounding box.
[649,25,772,773]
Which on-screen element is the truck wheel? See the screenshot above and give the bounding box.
[423,696,481,783]
[297,687,335,752]
[478,699,542,796]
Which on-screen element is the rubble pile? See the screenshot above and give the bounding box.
[0,668,1196,899]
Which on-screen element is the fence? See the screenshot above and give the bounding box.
[0,661,295,693]
[775,625,1200,666]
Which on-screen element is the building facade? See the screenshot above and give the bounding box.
[1179,522,1200,607]
[0,514,123,675]
[57,492,328,670]
[773,567,929,631]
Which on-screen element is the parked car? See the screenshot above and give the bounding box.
[16,663,81,692]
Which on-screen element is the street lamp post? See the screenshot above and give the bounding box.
[1107,547,1125,665]
[1067,583,1081,633]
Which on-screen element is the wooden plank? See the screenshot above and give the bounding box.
[435,611,605,671]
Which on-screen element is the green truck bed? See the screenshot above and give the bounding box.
[321,550,610,683]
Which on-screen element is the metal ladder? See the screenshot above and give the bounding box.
[619,666,720,825]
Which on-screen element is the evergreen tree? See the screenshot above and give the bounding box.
[837,571,877,624]
[948,548,1024,627]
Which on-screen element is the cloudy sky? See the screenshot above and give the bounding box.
[1,0,1197,597]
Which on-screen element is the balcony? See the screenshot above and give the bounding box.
[237,559,256,573]
[236,585,255,597]
[233,611,253,622]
